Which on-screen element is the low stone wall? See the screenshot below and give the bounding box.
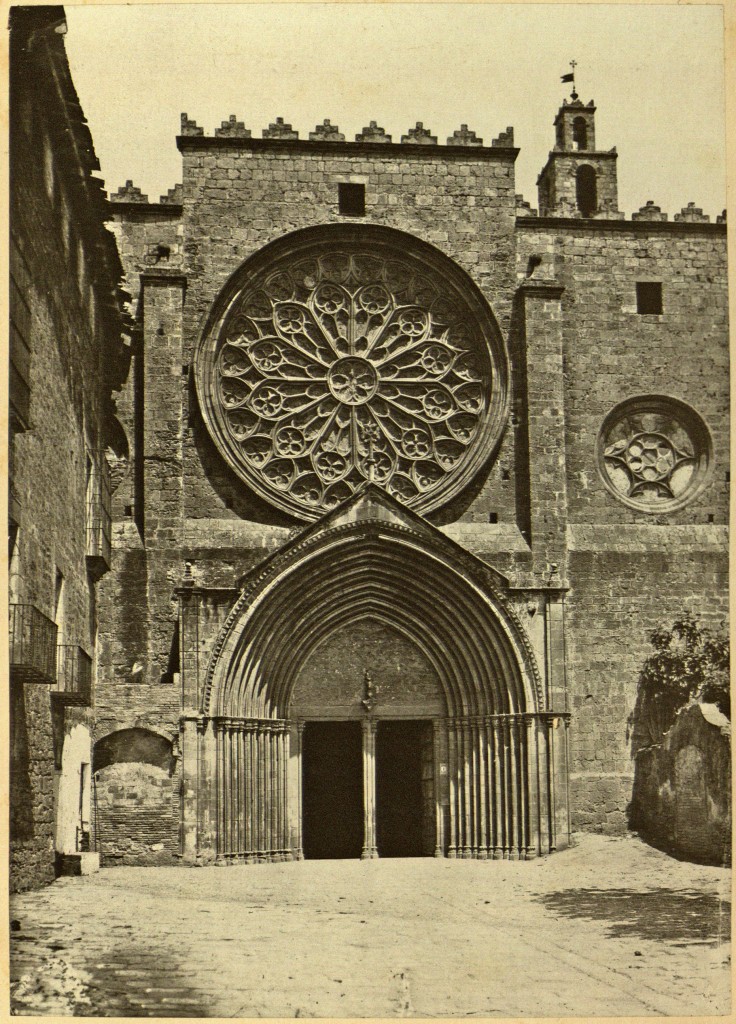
[630,703,731,865]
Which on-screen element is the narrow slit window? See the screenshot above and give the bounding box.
[636,282,663,315]
[338,183,365,216]
[572,117,588,150]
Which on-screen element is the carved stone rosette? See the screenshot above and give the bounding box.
[598,395,713,512]
[195,227,508,519]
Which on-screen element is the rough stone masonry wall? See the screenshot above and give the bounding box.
[564,534,728,832]
[515,221,729,833]
[96,277,183,743]
[94,762,180,866]
[179,140,519,530]
[516,222,729,527]
[10,685,56,891]
[631,702,731,865]
[10,85,112,892]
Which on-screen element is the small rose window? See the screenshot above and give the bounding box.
[598,396,712,512]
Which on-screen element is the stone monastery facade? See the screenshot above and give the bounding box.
[10,7,729,883]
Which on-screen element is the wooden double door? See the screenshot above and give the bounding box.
[301,719,435,859]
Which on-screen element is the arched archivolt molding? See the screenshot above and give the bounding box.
[203,522,543,720]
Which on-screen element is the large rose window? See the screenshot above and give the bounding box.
[196,229,508,519]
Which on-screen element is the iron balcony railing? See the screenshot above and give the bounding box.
[86,452,112,576]
[54,645,93,706]
[9,603,58,684]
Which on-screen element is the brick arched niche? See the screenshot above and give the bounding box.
[194,224,509,520]
[188,510,569,865]
[92,728,179,866]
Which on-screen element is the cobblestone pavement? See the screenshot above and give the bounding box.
[9,834,731,1018]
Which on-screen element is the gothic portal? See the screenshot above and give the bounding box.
[182,488,570,862]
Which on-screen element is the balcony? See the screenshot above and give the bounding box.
[86,453,112,579]
[9,604,58,684]
[53,645,93,706]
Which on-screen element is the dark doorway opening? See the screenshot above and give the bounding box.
[376,720,434,857]
[302,721,363,860]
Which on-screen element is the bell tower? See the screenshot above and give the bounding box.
[537,94,622,219]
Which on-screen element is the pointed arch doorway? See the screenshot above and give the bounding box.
[195,492,570,864]
[292,615,444,860]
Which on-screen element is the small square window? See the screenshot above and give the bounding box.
[636,282,663,315]
[338,183,365,216]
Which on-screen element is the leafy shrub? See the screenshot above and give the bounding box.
[629,614,729,754]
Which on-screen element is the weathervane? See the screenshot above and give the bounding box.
[561,60,578,101]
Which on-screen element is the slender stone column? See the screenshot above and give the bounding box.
[484,717,497,857]
[447,721,457,858]
[195,715,208,862]
[214,719,227,864]
[272,722,284,861]
[536,716,551,856]
[234,723,244,862]
[281,725,292,860]
[266,722,275,860]
[462,722,471,858]
[462,720,472,858]
[433,719,444,857]
[507,716,519,859]
[361,719,378,859]
[256,725,267,860]
[493,717,506,859]
[524,714,538,859]
[243,722,254,862]
[248,722,259,863]
[476,718,488,859]
[198,719,217,864]
[266,723,277,860]
[295,721,305,860]
[229,724,239,861]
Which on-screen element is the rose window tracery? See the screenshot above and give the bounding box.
[197,232,507,519]
[598,397,712,512]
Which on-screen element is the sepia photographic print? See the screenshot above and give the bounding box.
[7,1,731,1018]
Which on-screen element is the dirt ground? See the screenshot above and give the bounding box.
[9,832,731,1018]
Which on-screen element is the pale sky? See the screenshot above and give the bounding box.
[63,3,727,219]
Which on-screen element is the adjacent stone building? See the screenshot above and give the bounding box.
[93,92,728,866]
[9,7,129,890]
[10,8,728,877]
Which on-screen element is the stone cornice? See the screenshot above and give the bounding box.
[517,216,727,235]
[176,135,520,162]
